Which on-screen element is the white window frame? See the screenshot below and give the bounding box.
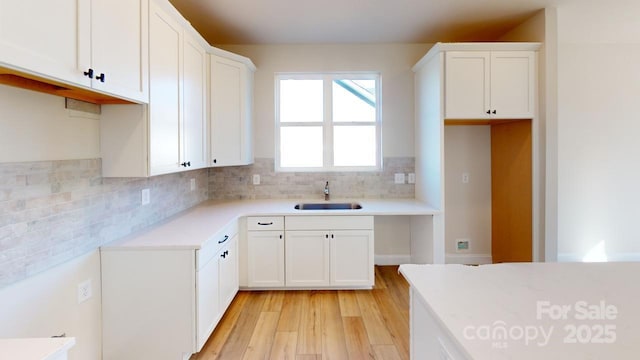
[275,72,382,172]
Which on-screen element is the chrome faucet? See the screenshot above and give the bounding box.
[324,181,330,201]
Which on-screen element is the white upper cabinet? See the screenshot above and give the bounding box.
[90,0,149,103]
[0,0,90,86]
[148,2,182,175]
[210,54,254,167]
[0,0,148,103]
[101,1,210,177]
[182,34,208,170]
[445,50,536,119]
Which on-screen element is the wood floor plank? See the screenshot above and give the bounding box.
[192,291,249,359]
[342,316,375,359]
[262,290,285,312]
[355,290,394,345]
[371,289,410,360]
[296,291,323,355]
[320,292,349,359]
[277,291,304,332]
[214,291,268,359]
[372,345,402,360]
[243,312,280,360]
[269,331,298,360]
[194,266,409,360]
[337,290,361,317]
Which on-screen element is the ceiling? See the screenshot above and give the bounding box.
[168,0,568,45]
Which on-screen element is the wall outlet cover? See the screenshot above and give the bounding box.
[253,174,260,185]
[408,173,416,184]
[456,239,470,252]
[394,173,405,184]
[190,178,196,191]
[78,279,92,304]
[141,188,150,205]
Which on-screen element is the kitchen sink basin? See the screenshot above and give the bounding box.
[294,202,362,210]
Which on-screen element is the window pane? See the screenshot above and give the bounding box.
[333,125,377,167]
[333,79,376,123]
[280,80,323,123]
[280,126,323,168]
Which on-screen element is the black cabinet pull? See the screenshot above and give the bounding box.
[213,159,217,164]
[331,234,334,238]
[180,161,191,167]
[325,234,329,239]
[279,234,283,239]
[96,73,105,82]
[257,222,273,226]
[218,235,229,244]
[221,252,226,258]
[492,110,497,114]
[225,250,229,256]
[84,68,94,79]
[486,110,491,114]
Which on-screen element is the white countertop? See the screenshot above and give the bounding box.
[0,337,76,360]
[399,262,640,359]
[102,199,438,250]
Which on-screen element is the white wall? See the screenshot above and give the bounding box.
[555,0,640,261]
[218,44,431,158]
[0,85,101,163]
[444,126,492,263]
[0,251,102,360]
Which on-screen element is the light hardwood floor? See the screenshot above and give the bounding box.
[192,266,410,360]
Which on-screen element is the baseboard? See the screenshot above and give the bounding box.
[445,253,492,265]
[375,254,411,265]
[558,252,640,262]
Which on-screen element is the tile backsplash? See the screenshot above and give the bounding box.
[1,156,414,287]
[209,157,415,200]
[0,159,208,287]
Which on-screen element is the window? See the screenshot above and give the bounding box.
[275,73,381,171]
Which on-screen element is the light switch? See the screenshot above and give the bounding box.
[141,188,150,205]
[190,178,196,191]
[253,174,260,185]
[408,173,416,184]
[462,172,469,184]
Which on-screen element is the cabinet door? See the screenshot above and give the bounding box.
[285,231,330,287]
[196,252,219,351]
[148,3,181,175]
[0,0,90,86]
[331,230,374,286]
[444,51,491,119]
[490,51,536,119]
[247,231,284,287]
[90,0,148,103]
[218,234,239,311]
[182,34,208,169]
[210,55,251,166]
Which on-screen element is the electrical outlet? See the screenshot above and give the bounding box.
[408,173,416,184]
[456,239,470,252]
[77,279,92,304]
[394,173,405,184]
[190,178,196,191]
[462,172,470,184]
[141,188,150,205]
[253,174,260,185]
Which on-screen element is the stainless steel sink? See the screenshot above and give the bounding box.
[294,202,362,210]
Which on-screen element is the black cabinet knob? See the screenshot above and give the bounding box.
[84,69,94,79]
[213,159,217,164]
[486,110,491,114]
[96,73,105,82]
[492,110,497,114]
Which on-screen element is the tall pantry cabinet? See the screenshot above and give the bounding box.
[413,43,540,264]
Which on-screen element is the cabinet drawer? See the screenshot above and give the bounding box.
[197,221,238,270]
[285,216,373,231]
[247,216,284,231]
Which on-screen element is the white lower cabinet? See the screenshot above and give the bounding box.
[245,215,374,289]
[285,231,331,286]
[247,216,285,287]
[101,223,238,360]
